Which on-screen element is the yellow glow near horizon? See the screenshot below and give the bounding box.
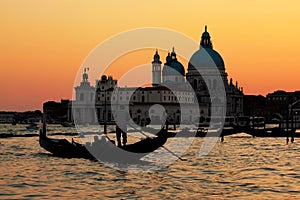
[0,0,299,110]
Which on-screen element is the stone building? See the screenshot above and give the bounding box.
[70,26,244,126]
[243,95,266,117]
[265,90,300,123]
[0,112,16,124]
[43,100,70,123]
[92,75,201,126]
[186,26,243,118]
[69,68,96,124]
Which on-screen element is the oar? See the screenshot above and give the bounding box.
[127,123,187,161]
[160,145,187,161]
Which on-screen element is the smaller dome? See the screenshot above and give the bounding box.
[163,47,185,76]
[101,75,107,81]
[163,60,185,76]
[152,50,162,64]
[164,80,177,86]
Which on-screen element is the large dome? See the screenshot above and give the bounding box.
[188,48,225,70]
[188,26,225,70]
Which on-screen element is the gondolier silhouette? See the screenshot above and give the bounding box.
[116,122,127,147]
[115,107,128,147]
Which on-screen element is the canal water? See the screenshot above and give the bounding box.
[0,124,299,199]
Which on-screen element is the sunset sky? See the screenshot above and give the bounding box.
[0,0,299,111]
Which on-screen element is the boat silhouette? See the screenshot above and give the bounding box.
[39,123,168,162]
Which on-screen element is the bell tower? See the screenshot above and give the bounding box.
[152,49,162,86]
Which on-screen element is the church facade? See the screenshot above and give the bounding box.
[69,26,243,126]
[186,26,243,117]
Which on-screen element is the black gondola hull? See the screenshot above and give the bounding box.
[39,129,168,162]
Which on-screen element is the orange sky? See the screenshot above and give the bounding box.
[0,0,299,111]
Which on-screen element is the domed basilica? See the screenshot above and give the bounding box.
[71,26,244,125]
[151,26,243,117]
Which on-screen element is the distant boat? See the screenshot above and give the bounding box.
[61,122,75,127]
[39,123,168,161]
[26,123,39,131]
[249,117,265,128]
[242,127,298,137]
[196,126,246,137]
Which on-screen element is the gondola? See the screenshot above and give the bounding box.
[39,128,93,159]
[85,130,168,163]
[195,127,244,137]
[39,124,168,162]
[243,127,299,137]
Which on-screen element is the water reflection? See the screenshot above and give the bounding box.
[0,125,300,199]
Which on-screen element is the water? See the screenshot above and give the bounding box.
[1,124,300,199]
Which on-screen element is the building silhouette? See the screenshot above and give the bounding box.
[243,95,266,117]
[265,90,300,122]
[69,26,244,125]
[186,26,243,117]
[242,90,300,128]
[43,100,70,123]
